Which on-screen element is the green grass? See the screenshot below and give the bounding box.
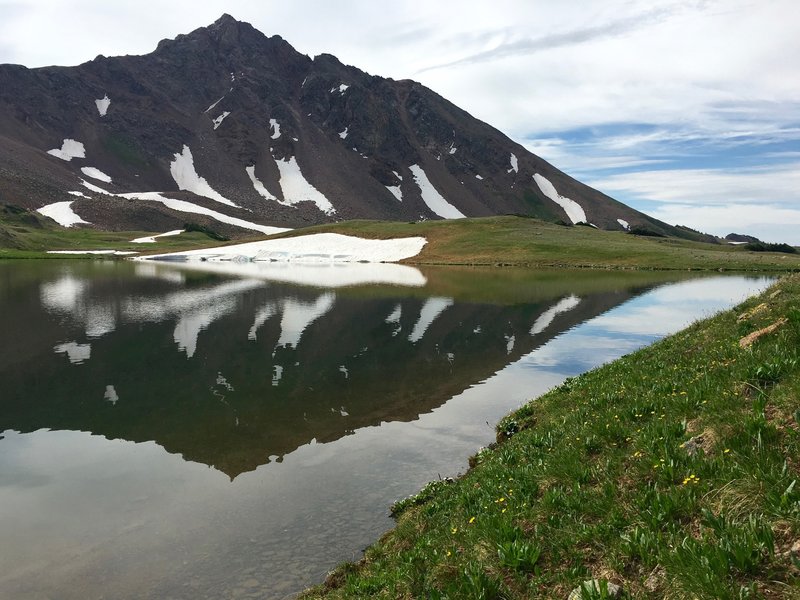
[270,216,800,271]
[4,210,799,271]
[301,274,800,599]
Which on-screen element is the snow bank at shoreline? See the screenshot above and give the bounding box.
[136,233,427,264]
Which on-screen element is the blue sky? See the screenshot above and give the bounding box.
[1,0,798,243]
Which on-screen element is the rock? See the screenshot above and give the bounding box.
[567,579,622,600]
[681,435,705,456]
[739,318,788,348]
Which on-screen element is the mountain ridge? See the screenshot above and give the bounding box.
[0,14,694,240]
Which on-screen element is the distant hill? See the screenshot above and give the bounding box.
[1,14,693,239]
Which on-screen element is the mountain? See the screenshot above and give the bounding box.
[0,14,686,239]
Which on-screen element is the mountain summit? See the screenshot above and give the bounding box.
[0,15,678,237]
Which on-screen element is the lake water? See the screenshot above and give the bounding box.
[0,260,772,599]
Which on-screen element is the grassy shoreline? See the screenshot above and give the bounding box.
[301,274,800,599]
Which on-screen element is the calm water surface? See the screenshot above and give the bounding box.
[0,260,772,599]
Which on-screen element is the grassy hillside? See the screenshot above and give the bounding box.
[4,209,799,272]
[301,273,800,599]
[273,217,800,272]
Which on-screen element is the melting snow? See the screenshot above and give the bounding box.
[269,118,281,140]
[80,167,112,183]
[68,191,89,198]
[170,145,238,207]
[338,127,348,139]
[617,218,630,230]
[533,173,587,224]
[386,185,403,201]
[245,165,279,202]
[408,297,453,343]
[448,143,457,155]
[37,201,89,227]
[331,84,349,94]
[530,295,581,335]
[205,96,225,113]
[95,94,111,117]
[130,229,184,244]
[475,174,483,180]
[81,179,110,194]
[140,232,426,264]
[54,342,91,364]
[47,139,85,161]
[46,250,137,256]
[409,164,465,219]
[508,153,518,173]
[212,111,230,130]
[275,156,336,215]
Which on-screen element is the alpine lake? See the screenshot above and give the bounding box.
[0,259,773,599]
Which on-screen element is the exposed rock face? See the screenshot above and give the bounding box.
[0,14,681,237]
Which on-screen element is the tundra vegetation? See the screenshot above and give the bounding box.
[301,274,800,599]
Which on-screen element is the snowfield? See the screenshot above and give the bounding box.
[170,145,238,207]
[617,218,630,230]
[212,111,230,130]
[275,156,336,215]
[137,232,427,264]
[409,164,465,219]
[80,167,112,183]
[131,230,184,244]
[47,139,85,161]
[533,173,587,224]
[245,165,278,202]
[95,95,111,116]
[509,153,519,173]
[269,118,281,139]
[37,201,90,227]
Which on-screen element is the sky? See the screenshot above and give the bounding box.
[2,0,799,243]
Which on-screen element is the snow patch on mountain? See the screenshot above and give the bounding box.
[205,96,225,113]
[95,94,110,117]
[245,165,279,202]
[212,111,230,130]
[617,218,630,230]
[275,156,336,215]
[37,201,90,227]
[508,153,518,173]
[131,230,184,244]
[533,173,587,224]
[81,179,110,194]
[170,145,238,207]
[475,174,483,180]
[386,185,402,202]
[338,127,348,139]
[409,164,465,219]
[47,139,85,161]
[269,118,281,140]
[331,84,349,94]
[68,191,90,198]
[80,167,112,183]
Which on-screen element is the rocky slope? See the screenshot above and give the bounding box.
[0,14,686,239]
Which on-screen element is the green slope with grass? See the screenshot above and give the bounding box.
[271,216,800,272]
[301,274,800,599]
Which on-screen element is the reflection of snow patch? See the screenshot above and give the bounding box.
[212,111,230,130]
[170,145,238,207]
[272,365,283,386]
[80,167,112,183]
[275,156,336,215]
[95,95,110,116]
[47,139,85,161]
[41,276,86,311]
[409,164,465,219]
[54,342,91,364]
[276,293,335,348]
[269,118,281,139]
[248,303,278,341]
[506,335,515,354]
[37,201,89,227]
[531,295,581,335]
[245,165,279,202]
[385,304,401,324]
[174,300,235,358]
[409,297,453,343]
[533,173,587,224]
[130,229,184,244]
[104,385,119,404]
[339,365,349,378]
[617,218,630,230]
